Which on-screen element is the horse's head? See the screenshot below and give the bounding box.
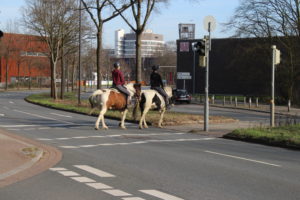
[125,83,141,98]
[164,86,176,106]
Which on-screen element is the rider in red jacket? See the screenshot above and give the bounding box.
[112,62,131,106]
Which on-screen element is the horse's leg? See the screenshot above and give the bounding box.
[139,107,150,129]
[100,107,108,130]
[120,109,128,129]
[95,110,102,130]
[158,108,166,128]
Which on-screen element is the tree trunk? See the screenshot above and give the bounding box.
[96,23,103,89]
[17,63,20,90]
[5,61,8,90]
[60,45,65,99]
[135,32,142,83]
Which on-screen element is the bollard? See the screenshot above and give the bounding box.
[235,97,238,107]
[244,97,246,107]
[249,97,252,109]
[230,96,233,105]
[256,98,259,108]
[212,95,215,105]
[223,96,226,106]
[288,99,291,112]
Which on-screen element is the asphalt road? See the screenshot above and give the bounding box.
[0,90,300,200]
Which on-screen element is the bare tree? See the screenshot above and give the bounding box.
[80,0,133,89]
[224,0,300,103]
[22,0,79,99]
[109,0,168,83]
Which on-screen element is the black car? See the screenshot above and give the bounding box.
[173,89,191,104]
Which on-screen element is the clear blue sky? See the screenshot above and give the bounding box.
[0,0,240,48]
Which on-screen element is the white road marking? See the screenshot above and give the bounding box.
[0,124,38,128]
[56,138,69,140]
[140,190,184,200]
[49,168,68,171]
[58,171,80,176]
[71,176,96,183]
[102,189,131,197]
[37,132,187,141]
[60,138,214,149]
[0,113,4,117]
[50,112,73,118]
[14,110,74,124]
[204,150,282,167]
[74,165,115,178]
[9,101,14,104]
[60,146,79,149]
[86,182,113,189]
[122,198,146,200]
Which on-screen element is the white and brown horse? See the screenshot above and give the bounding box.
[138,86,174,129]
[89,83,141,130]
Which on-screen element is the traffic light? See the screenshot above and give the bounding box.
[193,39,206,56]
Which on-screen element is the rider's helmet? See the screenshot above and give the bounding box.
[114,62,120,69]
[152,65,159,71]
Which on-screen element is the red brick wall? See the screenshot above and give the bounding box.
[0,33,50,83]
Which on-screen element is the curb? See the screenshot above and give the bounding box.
[0,148,43,180]
[0,130,62,188]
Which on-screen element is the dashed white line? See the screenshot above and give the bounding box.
[49,167,68,171]
[86,182,113,190]
[57,171,80,176]
[74,165,116,178]
[37,133,186,141]
[0,124,38,128]
[0,113,5,117]
[13,110,74,124]
[102,189,131,197]
[70,176,96,183]
[50,113,73,118]
[204,150,282,167]
[140,190,184,200]
[60,138,215,149]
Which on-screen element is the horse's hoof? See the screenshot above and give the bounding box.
[95,127,99,130]
[139,126,143,129]
[121,126,127,130]
[103,127,108,130]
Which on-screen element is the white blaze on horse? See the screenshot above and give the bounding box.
[138,86,174,129]
[89,83,141,130]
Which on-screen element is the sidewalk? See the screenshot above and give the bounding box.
[0,129,61,188]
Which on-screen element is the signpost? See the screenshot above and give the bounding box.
[177,72,191,90]
[271,45,280,127]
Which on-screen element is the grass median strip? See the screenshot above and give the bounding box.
[26,92,234,126]
[224,124,300,149]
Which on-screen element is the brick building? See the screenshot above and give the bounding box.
[0,33,50,87]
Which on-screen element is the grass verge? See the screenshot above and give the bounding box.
[25,92,234,126]
[224,124,300,149]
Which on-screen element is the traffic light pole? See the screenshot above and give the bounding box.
[204,23,211,132]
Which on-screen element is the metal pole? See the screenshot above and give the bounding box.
[204,23,211,132]
[271,45,276,127]
[78,0,82,105]
[193,50,195,94]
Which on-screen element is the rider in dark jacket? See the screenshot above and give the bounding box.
[150,65,170,109]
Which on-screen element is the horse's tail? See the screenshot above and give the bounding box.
[88,90,104,115]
